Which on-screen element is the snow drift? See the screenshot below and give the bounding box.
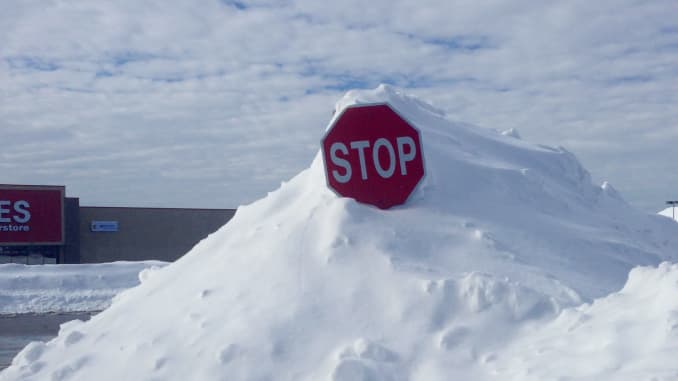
[3,85,678,380]
[493,262,678,380]
[0,261,167,315]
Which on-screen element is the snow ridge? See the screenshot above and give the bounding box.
[0,261,166,315]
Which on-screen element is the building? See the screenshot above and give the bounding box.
[0,184,236,264]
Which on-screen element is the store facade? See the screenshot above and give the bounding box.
[0,185,235,264]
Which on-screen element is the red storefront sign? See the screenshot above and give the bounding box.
[0,185,64,245]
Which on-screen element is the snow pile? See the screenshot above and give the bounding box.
[659,206,678,222]
[2,85,678,380]
[493,262,678,380]
[0,261,166,315]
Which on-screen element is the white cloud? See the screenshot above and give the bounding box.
[1,0,676,211]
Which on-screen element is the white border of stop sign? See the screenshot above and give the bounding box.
[320,102,426,209]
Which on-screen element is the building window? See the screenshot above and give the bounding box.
[0,246,59,265]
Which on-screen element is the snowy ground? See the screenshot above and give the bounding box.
[0,261,166,315]
[2,86,678,380]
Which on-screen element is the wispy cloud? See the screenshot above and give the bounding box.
[1,0,676,211]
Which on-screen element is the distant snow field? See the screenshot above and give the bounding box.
[0,261,167,315]
[2,86,678,380]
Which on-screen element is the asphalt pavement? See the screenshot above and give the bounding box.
[0,313,93,370]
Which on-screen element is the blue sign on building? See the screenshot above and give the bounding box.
[90,221,119,232]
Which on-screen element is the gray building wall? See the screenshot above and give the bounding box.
[78,207,235,263]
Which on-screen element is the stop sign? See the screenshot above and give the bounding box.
[321,103,425,209]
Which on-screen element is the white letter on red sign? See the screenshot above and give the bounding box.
[330,142,352,183]
[13,200,31,223]
[350,140,370,180]
[397,136,417,176]
[373,138,396,178]
[0,201,10,223]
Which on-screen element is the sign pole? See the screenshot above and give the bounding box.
[666,201,678,220]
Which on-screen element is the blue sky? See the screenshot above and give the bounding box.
[1,0,677,212]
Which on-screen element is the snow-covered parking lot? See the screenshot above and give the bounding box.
[0,261,167,315]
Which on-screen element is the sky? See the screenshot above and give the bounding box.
[1,0,676,212]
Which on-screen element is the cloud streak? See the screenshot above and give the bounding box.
[1,0,676,211]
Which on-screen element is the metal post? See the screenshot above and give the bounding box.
[666,201,678,220]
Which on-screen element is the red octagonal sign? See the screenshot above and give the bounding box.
[321,103,425,209]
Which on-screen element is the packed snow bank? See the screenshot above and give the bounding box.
[491,262,678,380]
[3,85,678,380]
[0,261,167,315]
[659,206,678,222]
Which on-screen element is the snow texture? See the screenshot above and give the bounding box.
[0,261,166,315]
[2,85,678,380]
